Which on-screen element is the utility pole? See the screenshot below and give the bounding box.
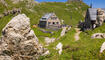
[90,0,93,8]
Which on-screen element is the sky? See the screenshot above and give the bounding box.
[36,0,105,8]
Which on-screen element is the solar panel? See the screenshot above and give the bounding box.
[40,13,54,21]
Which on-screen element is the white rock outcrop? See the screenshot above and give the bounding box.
[45,37,55,45]
[60,27,67,37]
[91,33,105,39]
[42,50,50,56]
[97,8,105,26]
[56,43,63,55]
[100,42,105,53]
[0,14,44,60]
[67,26,71,31]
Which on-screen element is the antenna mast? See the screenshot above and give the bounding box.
[90,0,93,8]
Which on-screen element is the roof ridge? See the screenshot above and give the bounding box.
[40,13,55,21]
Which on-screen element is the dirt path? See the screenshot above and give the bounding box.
[74,28,81,41]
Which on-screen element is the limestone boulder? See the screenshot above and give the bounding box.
[60,27,67,37]
[56,42,63,55]
[91,33,105,39]
[97,8,105,26]
[0,56,12,60]
[45,37,55,45]
[0,14,44,60]
[100,42,105,53]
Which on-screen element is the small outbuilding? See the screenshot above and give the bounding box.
[39,13,61,30]
[84,8,97,29]
[79,8,105,31]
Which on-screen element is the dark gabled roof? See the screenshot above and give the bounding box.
[88,8,105,21]
[40,13,55,21]
[88,8,97,21]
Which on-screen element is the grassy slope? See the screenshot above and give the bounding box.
[1,1,105,60]
[38,25,105,60]
[39,24,105,60]
[33,2,88,26]
[0,1,89,37]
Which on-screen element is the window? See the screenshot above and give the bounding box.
[51,17,57,20]
[48,22,51,24]
[53,22,55,24]
[42,18,46,20]
[56,22,59,24]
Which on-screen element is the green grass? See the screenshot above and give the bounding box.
[2,1,105,60]
[0,1,89,34]
[33,2,89,26]
[39,24,105,60]
[0,14,14,35]
[39,28,76,60]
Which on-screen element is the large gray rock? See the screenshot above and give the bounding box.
[91,33,105,39]
[0,56,12,60]
[0,14,44,60]
[97,8,105,26]
[60,27,67,37]
[45,37,55,45]
[100,42,105,53]
[56,42,63,55]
